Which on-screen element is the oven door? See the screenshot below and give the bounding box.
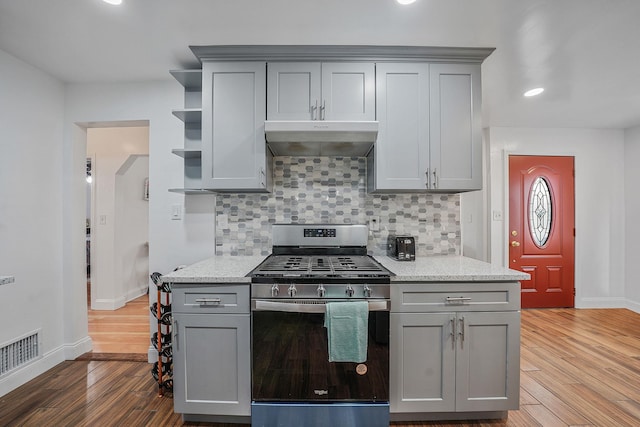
[251,299,389,403]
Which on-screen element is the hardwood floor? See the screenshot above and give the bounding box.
[86,292,150,355]
[2,308,640,426]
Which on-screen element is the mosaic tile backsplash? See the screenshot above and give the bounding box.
[215,157,460,256]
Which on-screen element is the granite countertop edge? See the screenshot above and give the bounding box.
[161,255,529,284]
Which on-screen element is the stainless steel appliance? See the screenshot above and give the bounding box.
[388,235,416,261]
[249,224,391,427]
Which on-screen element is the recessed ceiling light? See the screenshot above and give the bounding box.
[102,0,122,5]
[524,87,544,97]
[397,0,417,5]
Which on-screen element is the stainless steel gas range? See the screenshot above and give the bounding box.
[249,224,392,427]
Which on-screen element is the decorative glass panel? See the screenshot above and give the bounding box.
[529,177,552,247]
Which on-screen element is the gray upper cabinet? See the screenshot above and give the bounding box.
[173,46,492,195]
[369,63,430,191]
[201,61,271,192]
[369,62,482,193]
[429,63,482,192]
[267,62,375,121]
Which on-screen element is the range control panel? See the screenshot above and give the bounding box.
[303,228,337,238]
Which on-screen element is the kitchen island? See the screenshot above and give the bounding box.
[161,255,528,424]
[162,255,528,284]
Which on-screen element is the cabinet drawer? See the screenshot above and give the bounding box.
[391,282,520,312]
[172,285,250,314]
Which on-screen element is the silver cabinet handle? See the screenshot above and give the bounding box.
[450,317,456,349]
[260,167,266,187]
[253,299,389,313]
[195,298,222,305]
[320,100,326,120]
[433,168,438,189]
[458,316,465,348]
[445,296,472,303]
[311,100,318,120]
[173,319,179,351]
[425,169,430,188]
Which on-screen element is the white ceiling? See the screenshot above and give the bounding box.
[1,0,639,129]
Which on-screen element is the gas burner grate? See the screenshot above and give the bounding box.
[251,255,389,277]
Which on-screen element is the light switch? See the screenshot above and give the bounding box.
[99,215,107,225]
[171,204,183,220]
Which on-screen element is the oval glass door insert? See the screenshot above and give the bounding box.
[529,176,553,247]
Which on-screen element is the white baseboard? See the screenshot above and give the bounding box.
[125,286,148,303]
[0,345,65,398]
[92,296,126,310]
[576,296,627,309]
[64,335,93,360]
[625,299,640,314]
[92,288,146,311]
[147,345,157,363]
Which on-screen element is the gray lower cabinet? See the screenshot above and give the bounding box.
[201,61,272,192]
[390,282,520,416]
[369,62,482,192]
[172,285,251,417]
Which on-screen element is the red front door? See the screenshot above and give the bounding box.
[509,155,575,308]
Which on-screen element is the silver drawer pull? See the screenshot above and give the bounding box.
[195,298,222,305]
[445,296,472,303]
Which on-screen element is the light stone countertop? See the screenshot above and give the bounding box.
[0,276,15,286]
[161,255,529,284]
[161,256,267,284]
[376,256,530,282]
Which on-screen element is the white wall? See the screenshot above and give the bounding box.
[0,50,73,396]
[487,127,627,309]
[64,80,216,360]
[625,126,640,310]
[87,127,149,310]
[115,155,150,303]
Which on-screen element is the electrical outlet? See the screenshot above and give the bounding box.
[492,210,503,221]
[369,216,380,232]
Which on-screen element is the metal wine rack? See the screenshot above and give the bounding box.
[150,272,173,396]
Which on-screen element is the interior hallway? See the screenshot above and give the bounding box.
[83,292,150,358]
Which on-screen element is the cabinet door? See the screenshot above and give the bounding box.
[201,61,268,191]
[390,312,456,413]
[455,311,520,411]
[370,63,429,191]
[321,62,375,121]
[267,62,321,120]
[429,63,482,191]
[173,313,251,416]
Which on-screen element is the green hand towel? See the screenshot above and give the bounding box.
[324,301,369,363]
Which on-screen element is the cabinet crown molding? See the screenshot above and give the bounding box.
[190,45,494,63]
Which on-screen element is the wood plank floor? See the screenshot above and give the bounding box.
[87,293,150,354]
[2,308,640,426]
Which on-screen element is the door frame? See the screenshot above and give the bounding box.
[499,149,576,286]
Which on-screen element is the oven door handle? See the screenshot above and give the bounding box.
[252,300,389,313]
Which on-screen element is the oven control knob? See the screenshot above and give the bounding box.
[270,284,279,297]
[346,285,354,298]
[317,285,326,298]
[363,285,372,298]
[288,284,297,298]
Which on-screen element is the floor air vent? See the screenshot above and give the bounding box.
[0,330,40,377]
